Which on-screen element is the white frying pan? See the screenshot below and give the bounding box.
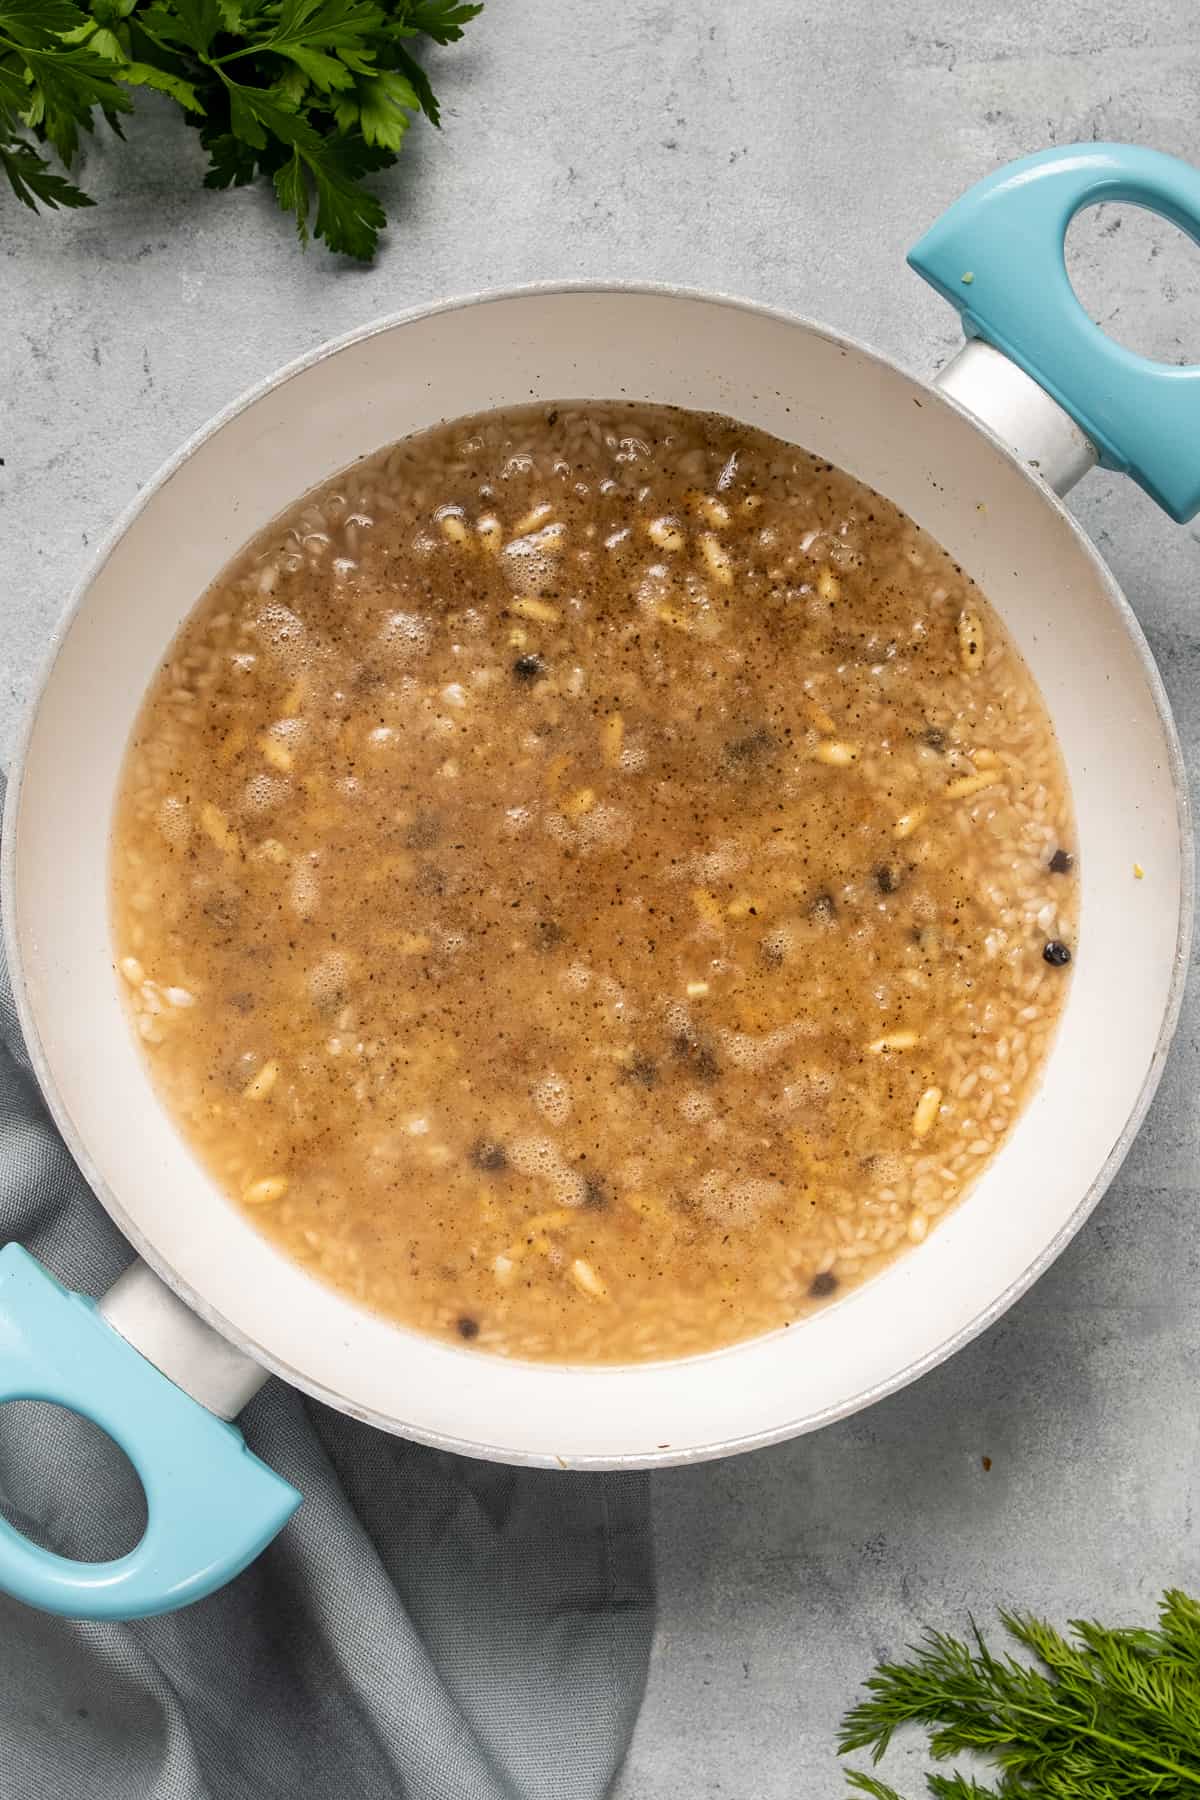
[2,142,1197,1619]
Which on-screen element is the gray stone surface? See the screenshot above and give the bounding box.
[1,3,1198,1795]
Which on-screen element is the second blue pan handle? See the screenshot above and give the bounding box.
[908,143,1200,523]
[0,1245,300,1620]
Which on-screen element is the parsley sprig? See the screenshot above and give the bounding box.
[840,1589,1200,1797]
[0,0,482,257]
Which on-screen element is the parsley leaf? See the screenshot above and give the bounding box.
[307,133,388,256]
[404,0,480,44]
[1,0,481,253]
[334,67,417,149]
[139,0,222,56]
[248,0,384,62]
[0,136,94,207]
[390,43,437,124]
[266,124,387,256]
[0,3,92,44]
[201,127,257,187]
[16,42,131,162]
[119,60,203,110]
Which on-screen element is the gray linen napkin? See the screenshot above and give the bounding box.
[0,784,654,1800]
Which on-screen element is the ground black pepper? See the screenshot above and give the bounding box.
[469,1140,508,1172]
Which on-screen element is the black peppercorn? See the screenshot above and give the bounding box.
[1049,848,1073,874]
[809,1271,838,1299]
[513,654,544,682]
[1043,939,1072,966]
[457,1316,480,1340]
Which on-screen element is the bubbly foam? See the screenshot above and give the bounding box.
[501,524,566,596]
[307,950,350,1007]
[377,610,432,657]
[156,795,190,847]
[241,773,290,816]
[254,603,307,671]
[531,1072,572,1125]
[508,1134,587,1207]
[288,858,320,919]
[718,1025,797,1070]
[694,1170,784,1226]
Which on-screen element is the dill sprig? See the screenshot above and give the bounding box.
[840,1588,1200,1798]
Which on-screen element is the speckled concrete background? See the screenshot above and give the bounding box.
[1,4,1198,1795]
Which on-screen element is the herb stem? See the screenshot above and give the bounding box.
[894,1693,1200,1789]
[206,46,266,68]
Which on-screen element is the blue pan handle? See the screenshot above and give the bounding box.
[908,143,1200,522]
[0,1244,300,1620]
